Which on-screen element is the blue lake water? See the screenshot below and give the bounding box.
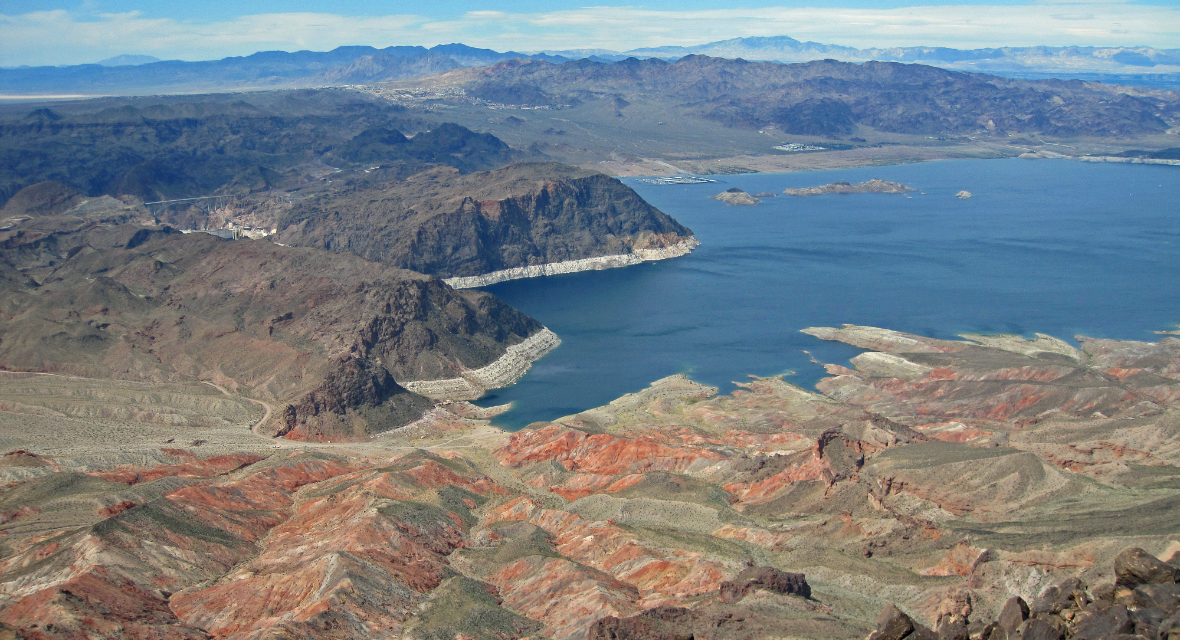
[473,158,1180,430]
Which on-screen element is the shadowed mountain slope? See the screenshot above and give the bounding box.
[0,206,545,441]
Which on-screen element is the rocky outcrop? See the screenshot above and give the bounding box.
[784,179,913,196]
[588,606,696,640]
[712,188,760,205]
[719,566,811,603]
[276,353,435,441]
[868,548,1180,640]
[277,162,697,281]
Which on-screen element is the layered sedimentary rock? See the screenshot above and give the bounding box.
[3,327,1180,639]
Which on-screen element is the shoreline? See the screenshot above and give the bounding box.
[442,237,700,289]
[402,327,561,400]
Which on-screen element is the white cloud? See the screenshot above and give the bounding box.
[1,3,1177,67]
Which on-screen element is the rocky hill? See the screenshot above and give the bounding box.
[0,195,549,441]
[1,325,1178,638]
[273,162,697,281]
[0,92,521,208]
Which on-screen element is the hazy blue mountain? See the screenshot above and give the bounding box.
[623,35,1180,80]
[1,45,569,96]
[96,54,163,67]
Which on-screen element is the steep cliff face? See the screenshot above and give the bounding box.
[0,213,545,440]
[275,162,697,280]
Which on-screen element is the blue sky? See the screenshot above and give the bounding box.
[3,1,1179,66]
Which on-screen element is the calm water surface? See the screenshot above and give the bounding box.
[474,158,1180,429]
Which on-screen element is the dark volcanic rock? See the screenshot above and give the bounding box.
[588,606,696,640]
[869,605,912,640]
[1069,604,1133,640]
[1017,618,1065,640]
[1114,548,1180,588]
[997,596,1031,638]
[1134,584,1180,611]
[873,549,1180,640]
[277,162,695,278]
[719,566,810,603]
[1033,578,1088,616]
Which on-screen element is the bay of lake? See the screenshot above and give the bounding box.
[473,158,1180,430]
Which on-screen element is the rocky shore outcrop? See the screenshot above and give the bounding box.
[442,238,699,288]
[402,327,562,399]
[785,179,913,196]
[712,188,760,205]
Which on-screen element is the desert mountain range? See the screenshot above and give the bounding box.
[1,36,1179,640]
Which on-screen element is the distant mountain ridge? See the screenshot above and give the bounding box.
[617,35,1180,74]
[0,44,569,96]
[545,35,1180,87]
[6,36,1180,97]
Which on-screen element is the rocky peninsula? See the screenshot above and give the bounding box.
[276,163,698,282]
[784,178,913,196]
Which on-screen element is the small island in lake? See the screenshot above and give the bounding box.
[784,178,913,196]
[712,188,760,205]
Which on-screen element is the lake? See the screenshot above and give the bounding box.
[473,158,1180,430]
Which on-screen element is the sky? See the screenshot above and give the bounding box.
[2,0,1179,67]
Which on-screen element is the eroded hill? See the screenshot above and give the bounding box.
[0,200,549,441]
[1,327,1178,639]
